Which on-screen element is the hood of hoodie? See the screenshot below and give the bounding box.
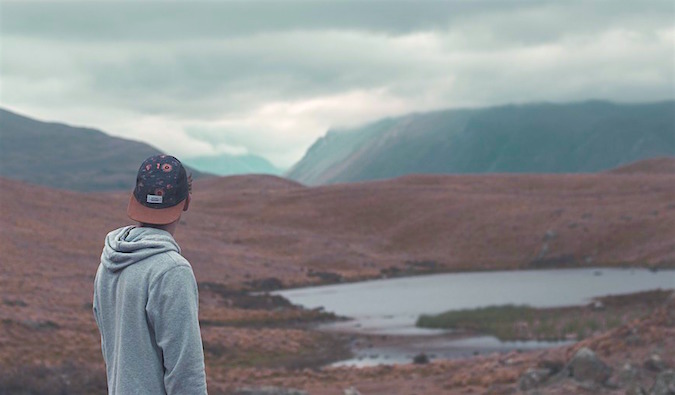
[101,226,181,272]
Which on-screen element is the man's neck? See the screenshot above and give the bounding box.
[138,221,178,236]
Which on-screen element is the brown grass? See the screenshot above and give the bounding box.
[0,158,674,393]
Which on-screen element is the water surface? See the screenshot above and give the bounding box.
[275,268,673,366]
[276,268,674,335]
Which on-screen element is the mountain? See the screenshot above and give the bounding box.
[286,101,675,185]
[182,153,281,176]
[0,108,210,191]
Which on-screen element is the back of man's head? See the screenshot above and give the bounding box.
[127,154,191,225]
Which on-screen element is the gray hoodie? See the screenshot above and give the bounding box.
[93,226,208,394]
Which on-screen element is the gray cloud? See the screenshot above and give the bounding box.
[1,0,673,168]
[0,2,529,41]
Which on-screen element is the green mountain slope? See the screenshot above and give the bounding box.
[286,101,675,185]
[0,108,210,191]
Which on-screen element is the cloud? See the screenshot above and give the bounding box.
[1,1,673,168]
[183,88,417,166]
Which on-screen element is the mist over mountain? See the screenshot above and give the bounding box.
[183,153,281,177]
[286,101,675,185]
[0,108,210,191]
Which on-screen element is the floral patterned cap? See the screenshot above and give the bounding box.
[127,155,190,225]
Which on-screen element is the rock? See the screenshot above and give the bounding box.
[518,368,552,391]
[538,359,565,375]
[645,354,668,372]
[344,387,362,395]
[544,229,557,241]
[618,363,641,385]
[413,353,429,364]
[650,370,675,395]
[568,347,612,386]
[625,383,648,395]
[234,387,309,395]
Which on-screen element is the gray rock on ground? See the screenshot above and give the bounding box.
[620,363,641,384]
[344,387,362,395]
[568,347,612,386]
[650,370,675,395]
[645,354,669,373]
[413,353,430,364]
[518,368,553,391]
[606,363,642,389]
[626,382,648,395]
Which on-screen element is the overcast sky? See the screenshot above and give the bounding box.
[1,1,673,168]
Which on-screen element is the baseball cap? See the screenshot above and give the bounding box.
[127,154,191,225]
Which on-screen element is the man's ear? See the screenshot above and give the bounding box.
[183,194,191,212]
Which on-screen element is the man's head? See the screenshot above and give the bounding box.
[127,155,191,226]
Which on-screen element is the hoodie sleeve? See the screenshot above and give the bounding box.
[92,265,109,367]
[147,265,208,395]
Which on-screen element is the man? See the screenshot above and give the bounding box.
[93,154,208,394]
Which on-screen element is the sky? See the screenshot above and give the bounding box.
[1,1,673,169]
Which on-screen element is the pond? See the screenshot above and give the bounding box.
[274,268,674,366]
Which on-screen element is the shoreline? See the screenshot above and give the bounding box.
[261,263,674,293]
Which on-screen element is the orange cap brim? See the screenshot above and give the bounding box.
[127,194,186,225]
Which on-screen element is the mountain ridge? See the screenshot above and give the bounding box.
[286,100,675,185]
[0,107,211,191]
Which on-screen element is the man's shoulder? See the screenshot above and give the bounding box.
[148,252,197,292]
[149,250,193,276]
[162,250,192,269]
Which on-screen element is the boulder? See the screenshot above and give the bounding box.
[650,370,675,395]
[645,354,668,372]
[413,353,429,364]
[543,229,557,241]
[518,368,552,391]
[538,359,565,375]
[614,363,642,387]
[625,383,648,395]
[568,347,612,386]
[344,387,362,395]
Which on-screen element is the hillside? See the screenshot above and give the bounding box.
[286,101,675,185]
[609,156,675,175]
[0,108,210,191]
[1,159,674,392]
[183,153,282,176]
[2,158,673,290]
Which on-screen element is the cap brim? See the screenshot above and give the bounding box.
[127,194,186,225]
